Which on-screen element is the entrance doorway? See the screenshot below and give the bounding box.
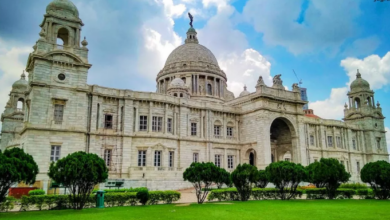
[270,117,294,162]
[249,153,254,166]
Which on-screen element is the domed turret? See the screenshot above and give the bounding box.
[12,71,28,92]
[239,85,250,97]
[167,78,190,98]
[46,0,79,20]
[350,69,370,92]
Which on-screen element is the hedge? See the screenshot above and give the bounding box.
[207,188,303,202]
[149,191,181,205]
[0,197,15,212]
[305,188,356,199]
[339,183,368,190]
[28,189,45,196]
[92,187,147,194]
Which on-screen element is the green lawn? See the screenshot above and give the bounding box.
[1,200,390,220]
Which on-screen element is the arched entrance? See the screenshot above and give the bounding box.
[249,153,255,166]
[244,149,256,166]
[270,117,295,163]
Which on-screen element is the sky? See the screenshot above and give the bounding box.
[0,0,389,150]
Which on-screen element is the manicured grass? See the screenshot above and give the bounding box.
[1,200,390,220]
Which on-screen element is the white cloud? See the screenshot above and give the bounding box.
[0,38,32,128]
[341,51,390,90]
[309,87,348,120]
[243,0,362,55]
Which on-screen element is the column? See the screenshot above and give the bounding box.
[205,75,207,95]
[48,22,53,43]
[164,104,168,134]
[236,149,240,168]
[135,106,139,132]
[224,148,227,169]
[236,119,239,141]
[148,102,152,133]
[223,113,226,139]
[200,111,203,138]
[197,75,199,95]
[174,112,177,135]
[333,126,337,149]
[214,78,217,96]
[75,28,80,47]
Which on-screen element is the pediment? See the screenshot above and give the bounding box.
[44,51,84,65]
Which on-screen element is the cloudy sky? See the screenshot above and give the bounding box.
[0,0,389,149]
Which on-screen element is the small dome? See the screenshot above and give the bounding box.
[46,0,79,20]
[350,70,370,92]
[12,71,28,92]
[170,78,185,87]
[239,85,250,97]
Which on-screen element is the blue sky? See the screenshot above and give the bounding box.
[0,0,389,148]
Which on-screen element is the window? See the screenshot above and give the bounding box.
[139,116,148,131]
[169,151,174,168]
[50,146,61,162]
[377,138,381,149]
[215,154,221,168]
[54,104,64,124]
[138,150,146,166]
[104,114,113,129]
[207,84,212,95]
[104,149,112,167]
[336,136,341,148]
[357,161,360,174]
[352,140,356,150]
[167,118,173,133]
[214,125,221,138]
[327,136,333,147]
[154,151,162,167]
[193,153,199,163]
[310,135,314,146]
[191,123,197,136]
[228,155,234,169]
[152,116,163,132]
[285,158,290,162]
[227,127,233,137]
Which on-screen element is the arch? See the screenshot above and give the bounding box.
[269,117,297,163]
[173,93,178,97]
[354,97,361,108]
[244,149,257,166]
[366,97,372,107]
[249,153,255,166]
[17,98,24,111]
[57,27,70,46]
[227,121,234,127]
[180,93,183,98]
[207,84,212,95]
[214,120,222,126]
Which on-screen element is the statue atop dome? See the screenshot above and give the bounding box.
[188,12,194,28]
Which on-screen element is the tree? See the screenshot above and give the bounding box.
[48,151,108,210]
[256,170,269,188]
[215,168,231,189]
[361,160,390,199]
[306,158,350,199]
[265,161,306,200]
[0,148,39,203]
[231,164,258,201]
[183,162,219,204]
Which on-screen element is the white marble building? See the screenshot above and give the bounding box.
[1,0,388,191]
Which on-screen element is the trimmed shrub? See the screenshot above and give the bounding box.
[136,188,149,205]
[305,188,356,199]
[361,160,390,199]
[306,188,327,199]
[28,189,45,196]
[231,164,258,201]
[0,196,15,212]
[105,192,137,206]
[162,191,181,204]
[215,168,231,189]
[92,187,147,194]
[207,188,303,202]
[356,189,375,199]
[255,170,269,188]
[336,188,356,199]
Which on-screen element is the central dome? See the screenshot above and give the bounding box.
[164,44,219,67]
[46,0,79,20]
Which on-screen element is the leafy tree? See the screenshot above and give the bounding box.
[256,170,269,188]
[231,164,258,201]
[136,188,149,205]
[183,162,219,204]
[361,160,390,199]
[306,158,350,199]
[48,151,108,210]
[215,168,231,189]
[265,161,306,200]
[0,148,39,203]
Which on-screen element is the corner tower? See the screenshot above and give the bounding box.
[344,70,388,161]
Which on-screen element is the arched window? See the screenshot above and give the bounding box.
[354,98,361,108]
[57,28,69,46]
[17,98,24,111]
[367,97,371,106]
[207,84,212,95]
[249,153,255,166]
[180,93,183,98]
[173,93,177,97]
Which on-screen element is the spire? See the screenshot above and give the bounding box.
[185,12,198,44]
[21,70,26,80]
[356,69,361,78]
[244,85,247,91]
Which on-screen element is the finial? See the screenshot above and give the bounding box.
[188,12,194,28]
[244,85,247,91]
[377,101,380,108]
[344,103,348,109]
[21,70,26,80]
[81,36,88,47]
[356,69,361,78]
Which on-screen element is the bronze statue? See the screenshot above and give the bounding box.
[188,12,193,27]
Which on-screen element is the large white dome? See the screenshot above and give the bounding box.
[164,43,219,68]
